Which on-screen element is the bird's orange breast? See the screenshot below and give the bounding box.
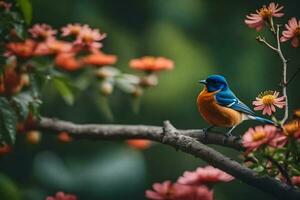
[197,87,243,127]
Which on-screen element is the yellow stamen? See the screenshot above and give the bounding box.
[252,131,266,141]
[262,95,275,105]
[259,6,272,19]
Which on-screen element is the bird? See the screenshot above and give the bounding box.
[197,74,274,137]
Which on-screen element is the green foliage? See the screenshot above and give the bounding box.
[16,0,32,24]
[0,97,18,144]
[51,76,78,105]
[0,174,20,200]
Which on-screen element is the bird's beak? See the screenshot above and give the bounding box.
[198,80,207,85]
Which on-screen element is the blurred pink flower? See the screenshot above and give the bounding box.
[269,132,287,148]
[245,2,284,31]
[29,24,57,39]
[74,26,106,50]
[242,125,277,153]
[61,24,88,37]
[280,17,300,48]
[0,1,12,11]
[145,181,213,200]
[292,176,300,186]
[177,166,234,186]
[46,192,77,200]
[253,90,285,116]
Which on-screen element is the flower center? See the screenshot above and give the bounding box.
[295,27,300,35]
[252,131,266,141]
[259,6,272,19]
[262,95,275,105]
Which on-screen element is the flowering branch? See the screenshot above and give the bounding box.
[257,25,289,124]
[37,117,300,200]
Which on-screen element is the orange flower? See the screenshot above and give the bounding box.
[6,39,37,58]
[57,132,73,143]
[130,56,174,72]
[0,145,12,156]
[34,39,74,56]
[55,53,82,71]
[126,139,152,150]
[81,51,117,66]
[28,24,57,40]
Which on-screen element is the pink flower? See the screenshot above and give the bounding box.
[280,17,300,48]
[61,24,88,37]
[253,90,285,116]
[74,26,106,50]
[29,24,57,40]
[145,181,213,200]
[245,2,284,31]
[46,192,77,200]
[0,1,12,11]
[242,125,277,153]
[177,166,234,186]
[269,132,287,148]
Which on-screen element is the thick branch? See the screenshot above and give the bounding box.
[37,117,300,200]
[37,117,243,150]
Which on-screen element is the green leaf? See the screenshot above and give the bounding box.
[52,76,78,105]
[12,92,39,120]
[0,97,18,144]
[16,0,32,24]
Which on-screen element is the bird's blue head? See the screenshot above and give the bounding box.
[198,75,228,92]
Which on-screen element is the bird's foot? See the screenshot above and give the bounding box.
[203,126,214,138]
[223,130,234,144]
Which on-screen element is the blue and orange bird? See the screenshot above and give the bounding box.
[197,75,274,137]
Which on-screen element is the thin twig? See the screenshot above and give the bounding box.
[264,155,292,185]
[256,25,289,124]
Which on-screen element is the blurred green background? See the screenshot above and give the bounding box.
[1,0,300,199]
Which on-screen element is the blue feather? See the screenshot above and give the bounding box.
[215,88,255,116]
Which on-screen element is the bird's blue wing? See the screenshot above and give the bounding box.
[215,89,255,116]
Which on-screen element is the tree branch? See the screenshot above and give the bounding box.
[37,117,300,200]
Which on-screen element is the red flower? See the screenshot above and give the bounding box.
[292,176,300,186]
[55,53,82,71]
[177,166,234,186]
[245,2,284,31]
[130,56,174,72]
[81,51,117,66]
[280,17,300,48]
[46,192,77,200]
[126,139,152,150]
[0,145,12,156]
[6,39,37,58]
[145,181,213,200]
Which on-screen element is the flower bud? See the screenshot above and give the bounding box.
[99,81,114,96]
[58,132,73,143]
[140,74,158,87]
[26,131,42,144]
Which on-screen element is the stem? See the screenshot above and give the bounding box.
[275,25,289,124]
[257,25,289,124]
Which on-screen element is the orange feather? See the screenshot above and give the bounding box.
[197,87,243,127]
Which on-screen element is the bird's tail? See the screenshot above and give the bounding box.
[246,115,276,125]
